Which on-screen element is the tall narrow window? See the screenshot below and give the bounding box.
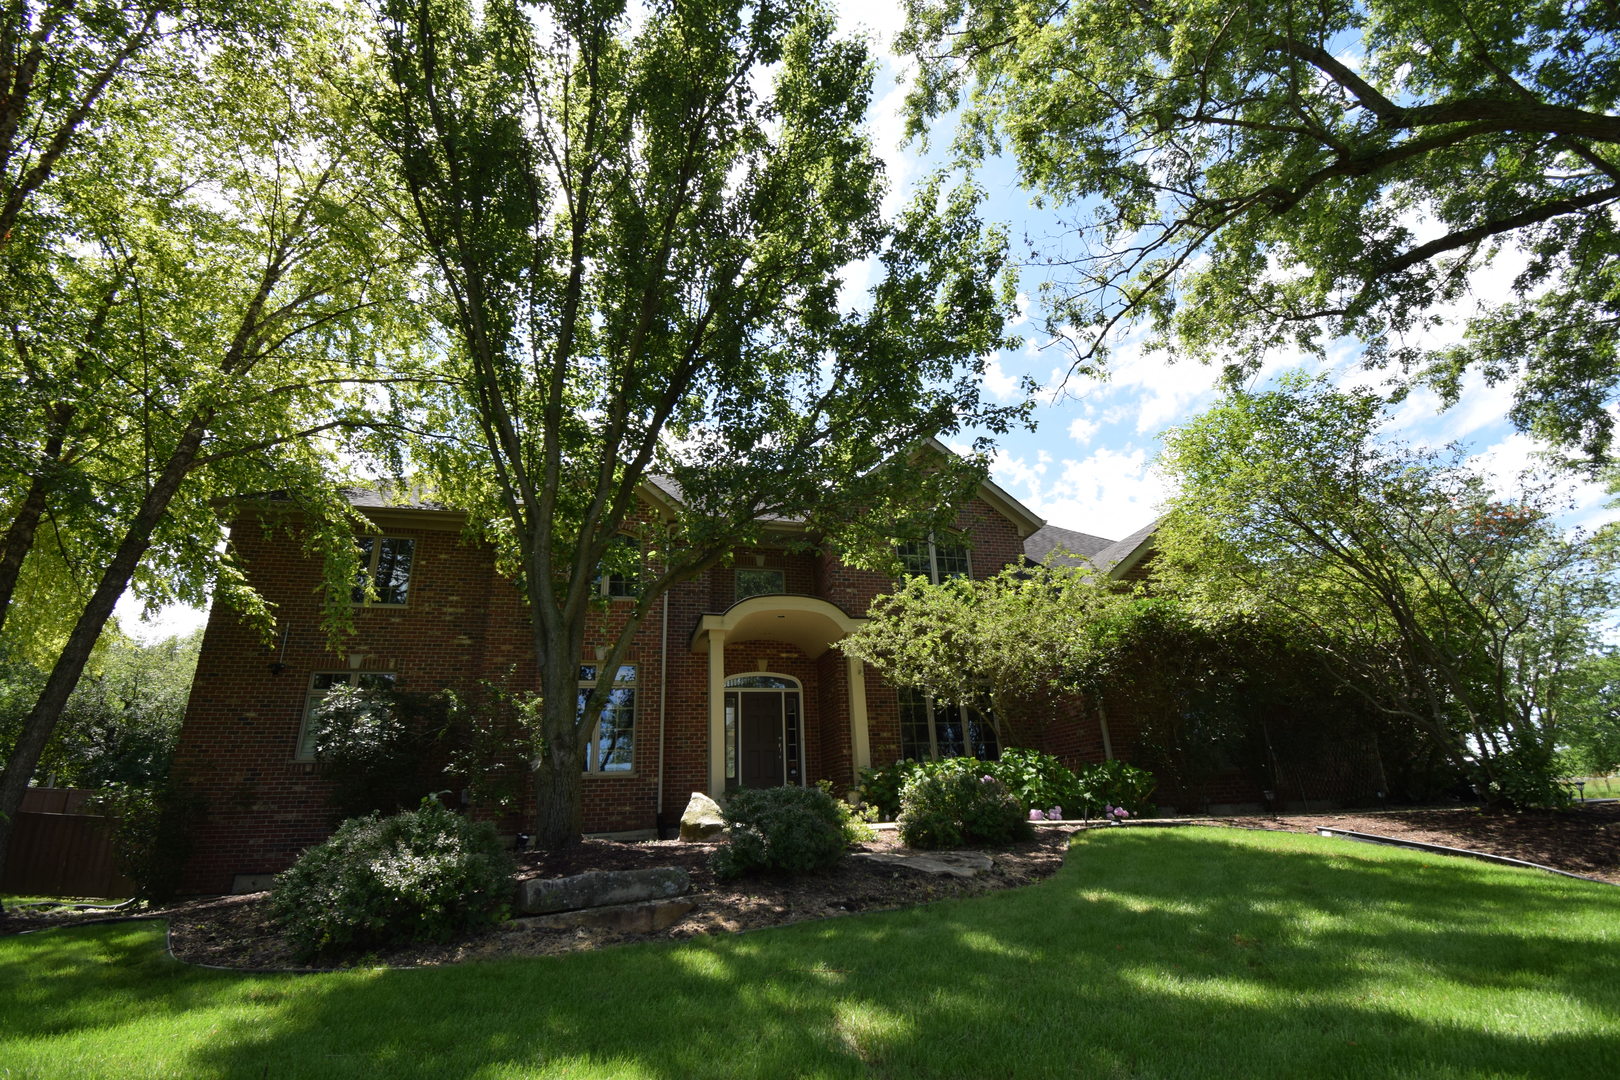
[578,665,636,772]
[297,671,397,760]
[897,534,970,583]
[353,537,414,605]
[897,687,998,761]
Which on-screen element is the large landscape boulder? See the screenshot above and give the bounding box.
[680,791,727,842]
[515,866,691,915]
[509,898,696,934]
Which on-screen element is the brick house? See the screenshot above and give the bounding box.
[172,472,1159,893]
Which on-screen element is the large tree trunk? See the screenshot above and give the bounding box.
[532,753,585,850]
[0,468,52,639]
[0,422,206,897]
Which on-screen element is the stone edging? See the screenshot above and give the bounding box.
[1310,826,1616,886]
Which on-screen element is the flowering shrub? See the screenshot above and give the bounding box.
[712,784,859,880]
[898,763,1032,849]
[1074,760,1156,817]
[271,799,514,959]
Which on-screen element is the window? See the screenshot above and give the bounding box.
[897,687,999,761]
[297,671,397,760]
[897,534,970,583]
[578,664,636,773]
[735,568,785,600]
[594,535,640,598]
[353,536,414,605]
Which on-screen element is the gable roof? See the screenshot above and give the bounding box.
[1085,518,1160,579]
[1022,524,1116,567]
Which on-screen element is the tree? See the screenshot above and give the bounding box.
[1155,374,1617,807]
[371,0,1026,848]
[842,562,1122,722]
[0,4,424,882]
[901,0,1620,462]
[2,627,204,789]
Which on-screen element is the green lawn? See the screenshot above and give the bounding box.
[2,827,1616,1079]
[1572,775,1619,799]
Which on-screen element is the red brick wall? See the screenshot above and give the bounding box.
[175,492,1060,890]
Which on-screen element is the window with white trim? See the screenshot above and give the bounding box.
[897,687,999,761]
[897,534,970,583]
[593,535,640,598]
[297,671,397,760]
[352,536,414,605]
[578,664,636,772]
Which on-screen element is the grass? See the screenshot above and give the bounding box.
[2,827,1616,1079]
[1571,775,1618,799]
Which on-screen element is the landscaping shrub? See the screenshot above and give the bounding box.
[712,785,858,880]
[857,759,919,820]
[985,748,1081,816]
[898,762,1032,849]
[310,686,453,818]
[87,778,205,904]
[1074,760,1157,817]
[270,799,514,959]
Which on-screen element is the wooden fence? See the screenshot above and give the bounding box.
[1,788,134,898]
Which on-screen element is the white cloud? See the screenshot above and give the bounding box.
[981,356,1022,402]
[1017,446,1167,537]
[1067,416,1099,445]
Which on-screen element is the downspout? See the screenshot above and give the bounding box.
[657,588,669,835]
[1097,703,1115,761]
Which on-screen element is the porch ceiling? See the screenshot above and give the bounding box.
[690,594,865,660]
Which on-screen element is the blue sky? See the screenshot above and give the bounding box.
[114,4,1617,640]
[832,3,1617,547]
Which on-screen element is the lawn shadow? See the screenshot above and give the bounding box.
[5,828,1617,1079]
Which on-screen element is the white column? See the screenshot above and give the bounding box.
[846,653,871,787]
[708,629,728,796]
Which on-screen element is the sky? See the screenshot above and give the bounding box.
[113,2,1618,641]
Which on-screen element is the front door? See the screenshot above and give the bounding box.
[739,692,784,788]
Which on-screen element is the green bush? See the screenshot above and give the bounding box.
[857,759,920,820]
[270,799,514,959]
[1074,760,1157,817]
[712,785,857,880]
[86,779,204,904]
[898,762,1032,849]
[985,748,1081,815]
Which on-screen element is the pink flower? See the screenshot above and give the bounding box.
[981,775,994,784]
[1028,808,1045,821]
[1047,806,1063,821]
[1113,807,1130,820]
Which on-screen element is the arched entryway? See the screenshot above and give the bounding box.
[691,594,870,796]
[724,674,804,789]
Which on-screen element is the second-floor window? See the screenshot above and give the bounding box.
[353,537,414,605]
[594,534,640,598]
[898,535,970,583]
[735,568,785,599]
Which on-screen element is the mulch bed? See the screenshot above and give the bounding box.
[4,803,1615,971]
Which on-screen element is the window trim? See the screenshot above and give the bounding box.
[352,535,415,607]
[898,533,971,584]
[594,535,640,601]
[897,687,999,762]
[578,663,637,775]
[296,670,398,762]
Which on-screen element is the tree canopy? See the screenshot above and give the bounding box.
[1156,374,1616,806]
[901,0,1620,462]
[372,0,1026,846]
[0,0,426,881]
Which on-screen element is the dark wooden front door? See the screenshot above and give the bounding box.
[739,692,784,788]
